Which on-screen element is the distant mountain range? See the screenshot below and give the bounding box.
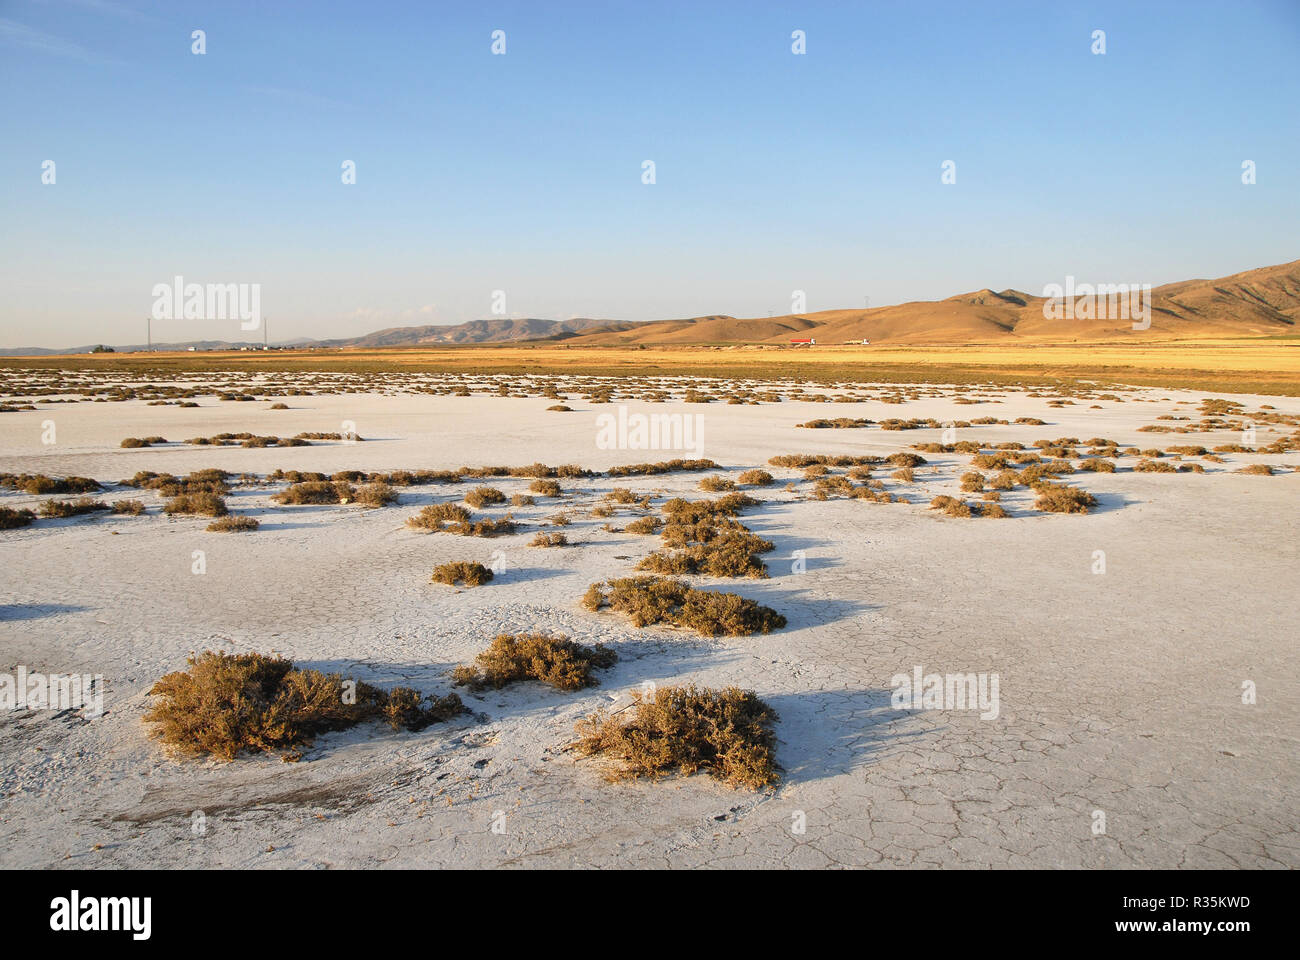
[319,316,635,347]
[3,259,1296,355]
[0,317,629,356]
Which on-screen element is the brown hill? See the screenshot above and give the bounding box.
[580,314,820,345]
[564,258,1300,346]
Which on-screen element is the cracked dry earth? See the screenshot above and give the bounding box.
[0,384,1296,868]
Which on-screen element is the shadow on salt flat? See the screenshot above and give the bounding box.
[764,687,927,786]
[0,602,90,621]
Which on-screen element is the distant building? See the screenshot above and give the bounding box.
[789,338,816,346]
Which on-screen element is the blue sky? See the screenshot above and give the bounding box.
[1,0,1298,348]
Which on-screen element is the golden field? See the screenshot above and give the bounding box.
[5,337,1300,395]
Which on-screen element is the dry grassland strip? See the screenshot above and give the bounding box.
[3,338,1298,394]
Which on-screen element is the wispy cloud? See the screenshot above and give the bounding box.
[54,0,156,23]
[0,17,121,64]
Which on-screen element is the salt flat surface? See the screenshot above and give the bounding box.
[1,381,1296,868]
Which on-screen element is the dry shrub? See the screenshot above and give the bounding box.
[530,531,569,547]
[737,469,773,486]
[112,499,145,515]
[891,467,914,482]
[1077,458,1116,472]
[574,684,778,789]
[850,486,895,503]
[432,561,494,586]
[1235,464,1274,475]
[407,502,472,530]
[960,471,984,492]
[155,473,230,496]
[1016,461,1073,484]
[604,487,648,505]
[880,418,939,431]
[1134,459,1176,473]
[266,469,328,484]
[294,431,359,442]
[273,481,353,505]
[163,492,229,517]
[452,633,616,691]
[511,493,535,506]
[662,493,758,522]
[812,475,855,500]
[608,459,718,477]
[638,528,772,579]
[699,475,735,492]
[796,418,872,429]
[1034,484,1098,514]
[548,512,572,526]
[465,486,507,508]
[0,507,36,529]
[584,576,785,636]
[886,452,927,468]
[36,497,105,519]
[928,495,972,518]
[767,454,879,468]
[354,482,398,507]
[446,516,516,537]
[529,479,561,497]
[989,469,1019,490]
[980,502,1009,518]
[207,514,259,532]
[547,404,572,412]
[144,651,465,760]
[625,516,663,535]
[661,514,752,547]
[374,468,462,486]
[11,474,101,495]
